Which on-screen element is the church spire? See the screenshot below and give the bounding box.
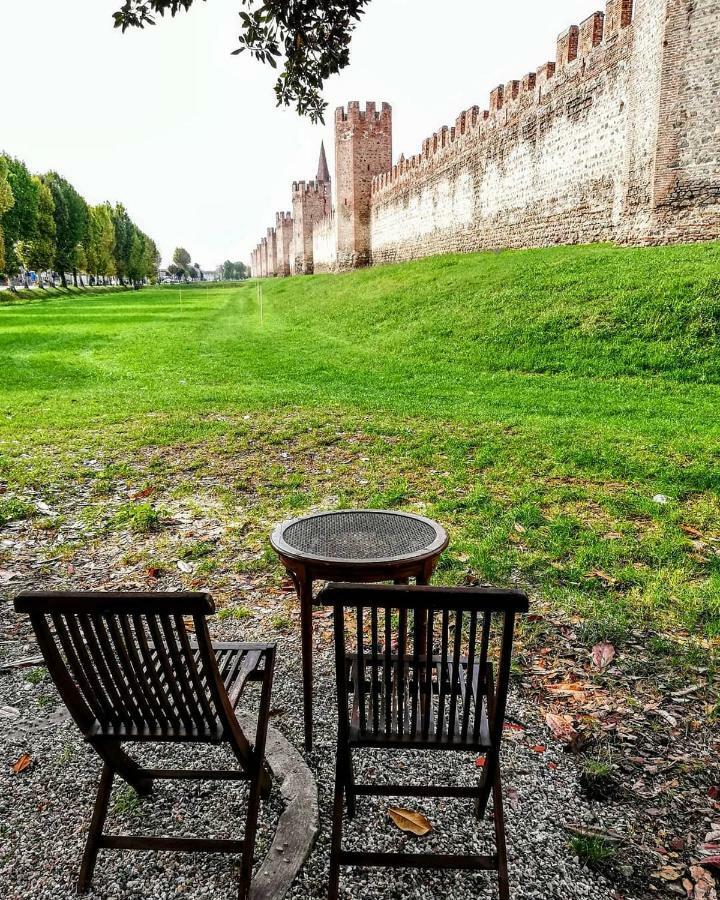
[316,140,330,183]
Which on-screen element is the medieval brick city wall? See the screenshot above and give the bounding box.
[250,0,719,277]
[369,0,719,264]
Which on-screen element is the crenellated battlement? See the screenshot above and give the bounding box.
[275,210,292,226]
[292,179,329,196]
[372,0,636,197]
[335,100,392,125]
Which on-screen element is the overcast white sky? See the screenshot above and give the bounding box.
[1,0,597,268]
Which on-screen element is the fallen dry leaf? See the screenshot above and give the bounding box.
[654,864,684,882]
[387,807,433,836]
[547,681,587,700]
[545,712,578,744]
[591,641,616,672]
[11,753,32,774]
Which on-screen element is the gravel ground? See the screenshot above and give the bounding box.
[1,600,629,900]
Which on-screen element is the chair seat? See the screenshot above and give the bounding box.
[88,641,273,742]
[347,652,492,749]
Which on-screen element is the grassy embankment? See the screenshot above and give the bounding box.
[1,243,719,650]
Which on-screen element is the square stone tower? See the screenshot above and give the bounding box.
[335,101,392,270]
[275,211,294,277]
[291,143,332,275]
[266,227,278,277]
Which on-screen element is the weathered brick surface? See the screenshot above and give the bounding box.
[369,0,719,264]
[335,102,393,270]
[250,0,718,275]
[275,212,293,277]
[291,180,331,275]
[312,210,338,273]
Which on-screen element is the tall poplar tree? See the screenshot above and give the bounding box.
[1,156,39,278]
[0,157,14,275]
[28,177,57,280]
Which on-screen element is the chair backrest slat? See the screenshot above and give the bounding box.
[436,607,449,741]
[461,610,478,741]
[384,605,392,735]
[410,609,421,735]
[422,606,435,739]
[474,612,492,742]
[447,609,463,739]
[370,607,379,736]
[396,606,407,737]
[320,583,528,751]
[355,606,367,735]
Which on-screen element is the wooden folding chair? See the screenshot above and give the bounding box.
[14,591,276,899]
[320,582,529,900]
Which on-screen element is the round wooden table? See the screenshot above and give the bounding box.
[270,509,448,750]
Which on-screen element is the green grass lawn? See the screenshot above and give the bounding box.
[2,243,719,650]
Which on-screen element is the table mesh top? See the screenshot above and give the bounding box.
[281,511,440,562]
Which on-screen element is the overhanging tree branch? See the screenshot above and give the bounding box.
[113,0,371,122]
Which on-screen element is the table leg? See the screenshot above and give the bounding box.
[294,568,315,752]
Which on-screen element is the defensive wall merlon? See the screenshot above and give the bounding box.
[372,0,634,195]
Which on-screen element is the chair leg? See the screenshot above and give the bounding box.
[77,764,114,894]
[238,762,265,900]
[344,747,356,820]
[492,765,510,900]
[92,741,153,796]
[328,760,345,900]
[238,658,275,900]
[475,751,495,820]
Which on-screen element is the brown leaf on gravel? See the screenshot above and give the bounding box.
[387,807,432,836]
[591,641,616,672]
[545,712,578,744]
[653,864,684,882]
[11,753,32,774]
[547,681,587,700]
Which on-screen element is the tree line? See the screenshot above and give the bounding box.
[163,248,249,282]
[0,154,160,289]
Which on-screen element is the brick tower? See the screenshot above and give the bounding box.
[275,211,293,277]
[335,101,392,270]
[266,227,278,276]
[291,143,332,275]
